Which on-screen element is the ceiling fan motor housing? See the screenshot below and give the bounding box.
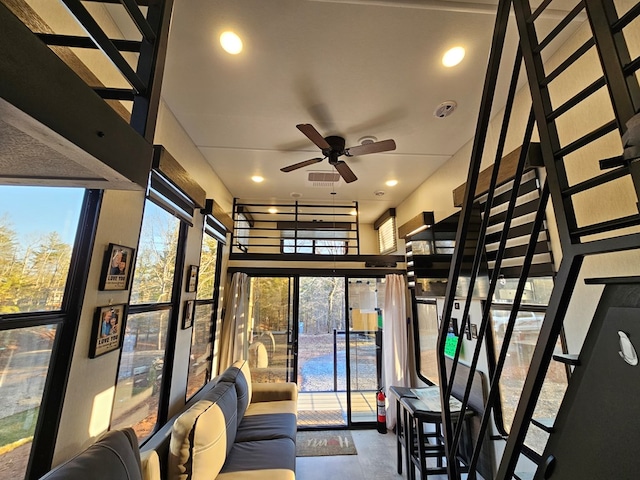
[324,135,346,162]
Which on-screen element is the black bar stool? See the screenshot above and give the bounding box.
[388,386,418,477]
[399,394,474,479]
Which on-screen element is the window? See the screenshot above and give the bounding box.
[374,210,397,255]
[0,186,83,313]
[0,186,85,479]
[282,238,347,255]
[187,231,222,399]
[234,213,250,253]
[489,297,568,456]
[413,299,440,385]
[111,200,181,439]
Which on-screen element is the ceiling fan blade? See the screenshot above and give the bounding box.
[334,161,357,183]
[296,123,331,150]
[280,157,324,172]
[345,139,396,156]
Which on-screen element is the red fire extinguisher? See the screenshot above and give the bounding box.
[376,389,387,434]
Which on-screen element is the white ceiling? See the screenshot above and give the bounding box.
[159,0,579,223]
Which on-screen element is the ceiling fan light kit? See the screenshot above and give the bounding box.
[280,123,397,183]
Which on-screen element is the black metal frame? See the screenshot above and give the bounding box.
[230,200,361,256]
[429,0,640,478]
[185,238,223,401]
[432,0,640,477]
[23,190,102,480]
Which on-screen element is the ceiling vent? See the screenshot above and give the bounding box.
[308,171,341,187]
[434,100,457,118]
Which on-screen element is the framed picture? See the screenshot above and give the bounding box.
[182,300,195,329]
[90,304,126,358]
[471,323,478,339]
[186,265,199,292]
[99,243,135,291]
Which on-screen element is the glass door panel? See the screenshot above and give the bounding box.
[347,278,384,424]
[297,276,346,427]
[247,277,295,383]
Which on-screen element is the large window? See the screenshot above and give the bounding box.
[186,231,222,399]
[413,299,440,385]
[0,187,83,313]
[0,186,85,479]
[489,277,568,456]
[111,200,181,439]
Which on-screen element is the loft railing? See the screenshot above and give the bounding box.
[230,200,361,256]
[2,0,172,140]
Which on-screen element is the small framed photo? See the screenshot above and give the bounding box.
[471,323,478,339]
[90,304,126,358]
[186,265,199,292]
[183,300,195,329]
[99,243,135,291]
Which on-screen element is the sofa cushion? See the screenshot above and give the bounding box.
[245,399,297,417]
[235,412,297,443]
[169,382,238,480]
[220,437,296,475]
[251,382,298,403]
[219,360,252,419]
[40,428,142,480]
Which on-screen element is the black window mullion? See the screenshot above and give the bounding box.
[155,220,188,429]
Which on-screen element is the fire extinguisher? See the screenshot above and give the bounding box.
[376,389,387,434]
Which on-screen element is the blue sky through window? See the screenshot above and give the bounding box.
[0,186,85,245]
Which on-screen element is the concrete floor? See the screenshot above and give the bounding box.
[296,428,452,480]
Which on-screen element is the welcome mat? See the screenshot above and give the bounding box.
[296,430,357,457]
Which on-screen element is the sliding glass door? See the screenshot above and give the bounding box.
[247,277,296,383]
[246,274,385,428]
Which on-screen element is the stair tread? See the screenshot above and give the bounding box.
[531,417,555,432]
[552,353,580,365]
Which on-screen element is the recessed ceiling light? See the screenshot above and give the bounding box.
[442,46,465,67]
[251,175,264,183]
[268,207,278,214]
[220,31,243,55]
[350,209,358,216]
[386,179,398,187]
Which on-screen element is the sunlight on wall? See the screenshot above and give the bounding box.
[89,387,115,437]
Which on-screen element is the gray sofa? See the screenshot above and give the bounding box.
[38,360,297,480]
[168,359,298,480]
[39,427,159,480]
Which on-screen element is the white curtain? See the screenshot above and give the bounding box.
[219,272,250,370]
[382,273,409,430]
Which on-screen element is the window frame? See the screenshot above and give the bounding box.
[0,187,99,479]
[486,301,569,439]
[110,185,190,442]
[186,230,223,400]
[280,237,348,255]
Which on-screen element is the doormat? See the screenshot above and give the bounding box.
[296,430,357,457]
[297,409,345,427]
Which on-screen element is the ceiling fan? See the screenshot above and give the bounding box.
[280,124,397,183]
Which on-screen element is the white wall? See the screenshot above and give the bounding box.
[54,190,145,463]
[53,100,235,465]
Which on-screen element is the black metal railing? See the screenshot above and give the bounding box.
[230,200,361,256]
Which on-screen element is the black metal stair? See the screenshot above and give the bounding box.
[435,0,640,479]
